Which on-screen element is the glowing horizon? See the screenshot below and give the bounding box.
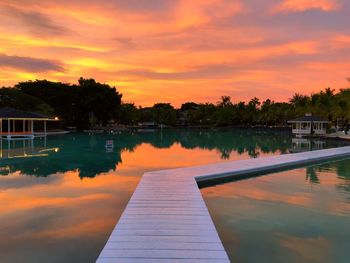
[0,0,349,107]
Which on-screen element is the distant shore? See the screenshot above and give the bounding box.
[77,126,350,142]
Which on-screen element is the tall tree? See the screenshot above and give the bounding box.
[153,103,177,126]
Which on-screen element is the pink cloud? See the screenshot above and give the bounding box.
[275,0,339,13]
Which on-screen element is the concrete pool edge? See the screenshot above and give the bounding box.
[195,149,350,187]
[96,146,350,263]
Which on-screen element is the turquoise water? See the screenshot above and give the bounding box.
[0,129,349,262]
[202,159,350,263]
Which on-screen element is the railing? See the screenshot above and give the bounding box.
[0,132,35,139]
[292,129,310,134]
[292,129,326,135]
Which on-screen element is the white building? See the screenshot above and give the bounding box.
[288,114,329,136]
[0,107,58,139]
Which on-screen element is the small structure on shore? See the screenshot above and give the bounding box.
[137,122,159,128]
[288,113,329,137]
[0,107,59,139]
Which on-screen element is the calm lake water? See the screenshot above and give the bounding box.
[0,129,349,262]
[202,159,350,263]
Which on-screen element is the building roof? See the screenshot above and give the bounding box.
[0,107,49,119]
[288,115,329,123]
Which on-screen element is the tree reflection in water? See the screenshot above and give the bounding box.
[1,129,349,178]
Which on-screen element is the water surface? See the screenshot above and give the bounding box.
[202,159,350,263]
[0,129,348,262]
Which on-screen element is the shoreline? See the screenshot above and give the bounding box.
[76,126,350,142]
[82,125,292,132]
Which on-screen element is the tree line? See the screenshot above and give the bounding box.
[120,87,350,129]
[0,78,122,129]
[1,78,350,129]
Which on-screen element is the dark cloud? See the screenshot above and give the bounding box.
[1,0,178,13]
[0,54,64,72]
[110,0,177,12]
[113,37,136,48]
[223,2,350,35]
[0,6,68,36]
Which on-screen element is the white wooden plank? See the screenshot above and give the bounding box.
[97,258,229,263]
[103,241,225,250]
[99,249,229,259]
[107,235,222,243]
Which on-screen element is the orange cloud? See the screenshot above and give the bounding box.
[275,0,339,12]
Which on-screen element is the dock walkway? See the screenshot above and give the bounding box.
[97,146,350,263]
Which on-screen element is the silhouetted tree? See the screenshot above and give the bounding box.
[11,78,122,129]
[153,103,176,126]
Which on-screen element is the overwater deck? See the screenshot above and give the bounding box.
[97,146,350,263]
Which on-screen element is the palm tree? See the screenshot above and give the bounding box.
[218,96,233,108]
[289,93,309,108]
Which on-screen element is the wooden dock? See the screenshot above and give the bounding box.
[97,146,350,263]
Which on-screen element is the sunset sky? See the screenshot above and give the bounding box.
[0,0,349,106]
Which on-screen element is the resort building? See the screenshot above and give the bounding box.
[288,113,329,136]
[0,107,58,139]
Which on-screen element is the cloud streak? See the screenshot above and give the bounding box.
[275,0,339,13]
[0,5,68,37]
[0,54,64,72]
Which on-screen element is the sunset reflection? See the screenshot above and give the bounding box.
[0,130,289,262]
[0,170,139,262]
[0,131,349,262]
[202,159,350,263]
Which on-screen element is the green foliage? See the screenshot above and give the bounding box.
[334,88,350,120]
[88,111,97,128]
[119,103,140,125]
[3,78,122,129]
[36,103,55,116]
[138,107,154,122]
[180,102,199,111]
[180,87,350,127]
[215,96,235,126]
[152,103,176,126]
[1,78,350,129]
[186,103,216,126]
[0,87,51,113]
